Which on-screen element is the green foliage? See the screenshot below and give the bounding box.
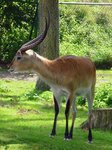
[1,26,30,62]
[1,0,37,29]
[96,13,109,26]
[0,80,10,93]
[39,91,53,101]
[77,97,86,106]
[60,5,112,69]
[24,89,40,100]
[0,0,38,64]
[24,89,53,101]
[94,83,112,108]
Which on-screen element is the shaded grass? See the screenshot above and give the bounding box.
[0,106,112,150]
[0,111,112,150]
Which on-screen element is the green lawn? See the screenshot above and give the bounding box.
[0,70,112,150]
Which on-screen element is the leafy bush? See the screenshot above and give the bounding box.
[96,13,109,26]
[24,89,53,101]
[1,25,30,63]
[24,89,41,100]
[94,83,112,108]
[77,97,86,106]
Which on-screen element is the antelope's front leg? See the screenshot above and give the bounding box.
[50,96,59,137]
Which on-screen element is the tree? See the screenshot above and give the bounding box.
[36,0,59,90]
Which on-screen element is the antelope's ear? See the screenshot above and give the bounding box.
[25,50,35,56]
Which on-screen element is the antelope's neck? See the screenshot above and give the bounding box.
[32,54,54,83]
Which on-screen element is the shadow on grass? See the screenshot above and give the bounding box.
[0,118,86,145]
[0,94,20,107]
[0,105,112,150]
[0,120,112,150]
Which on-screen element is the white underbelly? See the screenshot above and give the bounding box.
[50,85,70,99]
[76,87,91,96]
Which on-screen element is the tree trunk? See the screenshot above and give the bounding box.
[36,0,59,91]
[80,108,112,130]
[38,0,59,59]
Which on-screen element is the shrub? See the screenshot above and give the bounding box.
[24,89,53,101]
[1,25,30,63]
[96,13,109,26]
[94,83,112,108]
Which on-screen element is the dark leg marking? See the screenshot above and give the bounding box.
[88,127,92,143]
[51,96,59,136]
[64,99,70,139]
[88,112,93,143]
[68,111,76,139]
[69,123,74,139]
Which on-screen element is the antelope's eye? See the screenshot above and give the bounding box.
[16,56,22,60]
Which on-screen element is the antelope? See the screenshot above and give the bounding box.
[9,13,96,142]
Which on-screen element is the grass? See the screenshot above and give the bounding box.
[96,70,112,86]
[0,70,112,150]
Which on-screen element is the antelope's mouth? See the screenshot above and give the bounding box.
[8,68,19,74]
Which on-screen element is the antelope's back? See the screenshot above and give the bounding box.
[50,56,96,89]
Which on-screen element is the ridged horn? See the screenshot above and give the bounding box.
[19,12,50,53]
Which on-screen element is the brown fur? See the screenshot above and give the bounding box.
[10,50,96,93]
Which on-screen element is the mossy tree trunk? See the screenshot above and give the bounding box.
[36,0,59,91]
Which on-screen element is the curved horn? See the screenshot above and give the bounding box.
[22,10,50,48]
[19,13,50,53]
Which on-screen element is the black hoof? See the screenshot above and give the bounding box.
[50,132,56,138]
[68,134,73,140]
[50,135,55,138]
[88,140,92,144]
[64,134,72,140]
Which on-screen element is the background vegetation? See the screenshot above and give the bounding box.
[0,0,38,64]
[0,0,112,69]
[60,1,112,69]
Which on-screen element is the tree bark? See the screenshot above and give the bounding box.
[36,0,59,91]
[38,0,59,59]
[80,108,112,130]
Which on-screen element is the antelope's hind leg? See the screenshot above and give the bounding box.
[87,91,94,143]
[64,95,76,140]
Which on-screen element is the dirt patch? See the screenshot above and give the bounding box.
[17,108,40,115]
[0,70,38,81]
